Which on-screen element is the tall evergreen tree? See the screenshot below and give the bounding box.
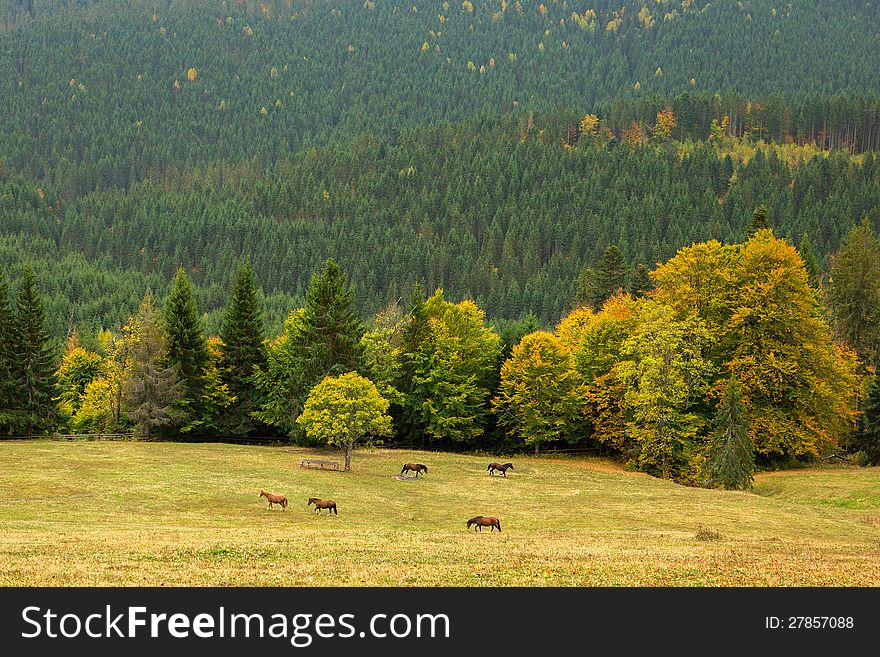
[575,266,598,309]
[125,294,182,438]
[395,282,428,443]
[0,268,16,434]
[799,232,820,288]
[11,264,58,437]
[630,263,654,298]
[593,245,631,308]
[852,375,880,465]
[706,375,754,490]
[747,203,771,237]
[827,219,880,368]
[219,262,267,435]
[295,258,365,382]
[163,268,209,422]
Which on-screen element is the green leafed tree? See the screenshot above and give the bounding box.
[297,371,392,470]
[124,294,182,438]
[11,264,58,437]
[617,300,714,481]
[493,331,584,456]
[705,374,754,490]
[410,290,501,445]
[219,262,267,435]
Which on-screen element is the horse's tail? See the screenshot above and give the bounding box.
[281,498,288,509]
[401,465,407,474]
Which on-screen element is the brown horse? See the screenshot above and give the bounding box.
[401,463,428,477]
[488,462,514,476]
[307,497,338,515]
[259,490,287,510]
[466,516,501,532]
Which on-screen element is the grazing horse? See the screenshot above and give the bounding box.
[401,463,428,477]
[466,516,501,532]
[487,462,514,476]
[259,490,287,510]
[307,497,338,515]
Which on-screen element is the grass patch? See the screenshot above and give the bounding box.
[0,440,878,586]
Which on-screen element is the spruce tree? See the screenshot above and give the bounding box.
[630,263,654,298]
[11,264,58,437]
[219,262,267,435]
[0,268,16,434]
[827,219,880,367]
[395,282,428,443]
[125,294,182,438]
[594,245,631,308]
[575,266,598,309]
[163,268,209,425]
[706,375,754,490]
[799,232,820,288]
[295,258,364,382]
[747,203,771,237]
[852,375,880,465]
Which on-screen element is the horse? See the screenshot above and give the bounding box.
[466,516,501,532]
[259,490,287,510]
[401,463,428,477]
[488,462,514,476]
[307,497,338,515]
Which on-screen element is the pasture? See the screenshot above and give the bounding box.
[0,440,878,586]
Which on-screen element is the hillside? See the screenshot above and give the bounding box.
[0,441,877,585]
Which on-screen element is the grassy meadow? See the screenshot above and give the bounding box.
[0,440,878,586]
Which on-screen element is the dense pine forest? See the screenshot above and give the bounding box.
[2,0,880,483]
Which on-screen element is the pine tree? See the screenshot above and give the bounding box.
[852,375,880,465]
[124,294,182,438]
[747,203,771,237]
[219,262,267,435]
[706,375,754,490]
[0,268,16,434]
[799,232,820,288]
[163,268,209,422]
[575,266,598,309]
[594,245,631,308]
[11,264,58,437]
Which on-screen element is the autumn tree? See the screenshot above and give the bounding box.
[705,374,753,490]
[493,331,583,456]
[653,107,676,140]
[653,230,860,461]
[827,219,880,367]
[297,372,392,470]
[55,335,103,417]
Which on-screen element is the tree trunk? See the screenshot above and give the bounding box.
[534,442,540,457]
[344,444,352,471]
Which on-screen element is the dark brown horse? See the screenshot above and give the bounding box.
[488,462,514,476]
[401,463,428,477]
[307,497,338,515]
[259,490,287,510]
[466,516,501,532]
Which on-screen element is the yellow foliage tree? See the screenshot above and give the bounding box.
[186,67,197,82]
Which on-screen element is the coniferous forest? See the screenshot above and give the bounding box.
[3,0,880,484]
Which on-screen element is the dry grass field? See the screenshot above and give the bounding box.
[0,440,878,586]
